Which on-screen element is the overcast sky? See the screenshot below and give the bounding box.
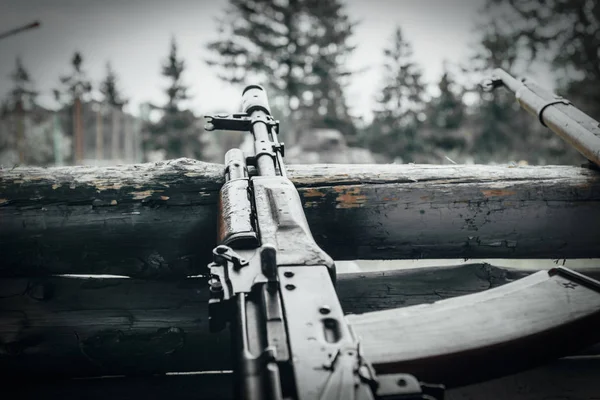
[1,0,505,121]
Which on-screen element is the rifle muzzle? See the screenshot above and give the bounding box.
[241,85,272,115]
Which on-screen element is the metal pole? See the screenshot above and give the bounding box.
[111,107,120,161]
[73,97,84,164]
[487,68,600,166]
[53,113,63,166]
[16,99,25,163]
[0,21,40,41]
[96,102,103,161]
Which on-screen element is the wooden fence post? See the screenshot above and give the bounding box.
[95,102,104,161]
[111,106,121,161]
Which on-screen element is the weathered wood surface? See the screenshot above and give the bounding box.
[448,356,600,400]
[1,159,600,277]
[8,357,600,400]
[1,263,599,378]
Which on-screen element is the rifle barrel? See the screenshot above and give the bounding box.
[490,68,600,166]
[490,68,521,93]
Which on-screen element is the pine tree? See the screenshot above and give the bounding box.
[366,27,427,162]
[100,62,127,109]
[429,68,465,131]
[207,0,309,106]
[465,0,593,164]
[206,0,357,141]
[53,51,93,164]
[465,17,582,164]
[469,23,525,162]
[423,65,468,154]
[486,0,600,117]
[304,0,357,138]
[0,100,9,118]
[1,58,40,165]
[162,39,190,113]
[144,38,201,160]
[6,57,37,112]
[54,51,92,105]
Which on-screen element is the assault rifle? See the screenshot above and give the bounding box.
[204,85,443,399]
[204,85,600,399]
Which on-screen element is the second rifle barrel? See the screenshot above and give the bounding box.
[493,68,600,166]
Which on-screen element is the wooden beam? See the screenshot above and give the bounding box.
[1,159,600,277]
[1,264,599,378]
[7,357,600,400]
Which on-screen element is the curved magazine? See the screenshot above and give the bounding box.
[347,267,600,388]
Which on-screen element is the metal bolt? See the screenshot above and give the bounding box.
[209,278,223,292]
[284,271,294,278]
[319,306,331,315]
[285,284,296,290]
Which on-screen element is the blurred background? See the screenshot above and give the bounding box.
[0,0,597,167]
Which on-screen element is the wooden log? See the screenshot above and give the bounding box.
[7,373,235,400]
[0,159,222,278]
[1,263,599,378]
[447,356,600,400]
[1,159,600,277]
[7,357,600,400]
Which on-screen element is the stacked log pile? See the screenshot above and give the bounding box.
[1,158,599,399]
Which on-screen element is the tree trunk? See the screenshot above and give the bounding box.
[111,107,120,161]
[1,159,599,278]
[95,103,103,161]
